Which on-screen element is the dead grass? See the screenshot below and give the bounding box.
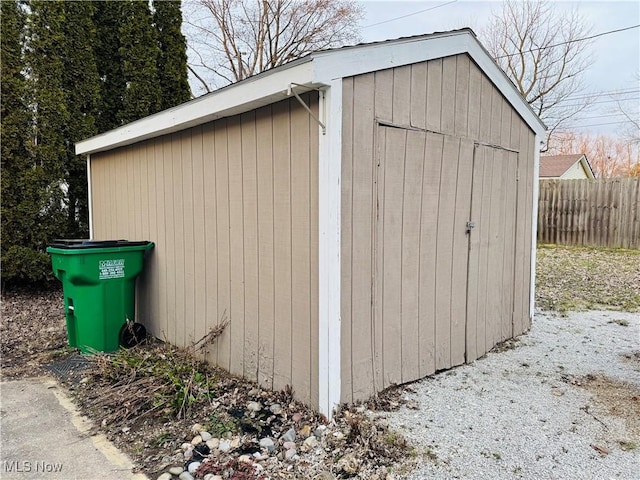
[578,374,640,445]
[0,289,71,378]
[535,245,640,312]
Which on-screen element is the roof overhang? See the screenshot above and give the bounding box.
[577,154,596,179]
[76,29,546,155]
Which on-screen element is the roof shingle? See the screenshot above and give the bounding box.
[540,154,585,177]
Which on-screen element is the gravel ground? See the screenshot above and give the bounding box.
[379,310,640,480]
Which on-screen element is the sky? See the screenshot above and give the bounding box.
[357,0,640,137]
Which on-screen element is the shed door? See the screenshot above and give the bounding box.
[374,125,518,389]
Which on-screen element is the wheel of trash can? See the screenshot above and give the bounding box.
[119,322,147,348]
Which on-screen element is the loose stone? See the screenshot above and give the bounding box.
[206,438,219,450]
[191,423,203,434]
[218,439,231,453]
[303,436,319,450]
[156,473,172,480]
[178,472,195,480]
[200,431,212,442]
[283,441,296,450]
[187,461,201,474]
[285,448,297,460]
[191,435,202,445]
[247,401,262,412]
[238,454,252,463]
[259,437,275,453]
[299,425,312,438]
[183,448,193,461]
[168,466,184,476]
[281,428,296,443]
[270,403,282,415]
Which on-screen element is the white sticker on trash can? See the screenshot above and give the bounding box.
[99,259,125,279]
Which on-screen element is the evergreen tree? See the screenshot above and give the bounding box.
[0,0,41,285]
[94,0,124,133]
[118,0,161,124]
[2,0,69,285]
[153,0,191,109]
[61,1,100,238]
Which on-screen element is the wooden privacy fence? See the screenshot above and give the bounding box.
[537,178,640,249]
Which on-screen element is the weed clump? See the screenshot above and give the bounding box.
[82,340,217,427]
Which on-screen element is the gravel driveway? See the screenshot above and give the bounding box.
[379,310,640,480]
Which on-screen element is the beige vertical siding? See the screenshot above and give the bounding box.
[341,54,536,402]
[90,94,320,408]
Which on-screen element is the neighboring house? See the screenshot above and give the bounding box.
[540,154,595,179]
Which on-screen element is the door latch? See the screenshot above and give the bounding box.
[466,221,476,234]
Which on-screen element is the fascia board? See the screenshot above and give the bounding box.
[311,32,547,138]
[311,31,471,82]
[579,155,596,179]
[465,38,547,137]
[76,60,315,155]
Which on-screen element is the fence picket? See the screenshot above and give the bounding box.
[537,178,640,249]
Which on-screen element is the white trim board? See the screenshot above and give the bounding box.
[530,135,542,320]
[87,155,93,238]
[77,29,545,156]
[317,80,343,417]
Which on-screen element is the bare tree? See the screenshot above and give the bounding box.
[613,75,640,146]
[184,0,362,93]
[548,131,639,178]
[482,0,594,147]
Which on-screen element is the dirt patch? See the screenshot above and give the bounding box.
[578,374,640,446]
[536,246,640,312]
[0,289,72,378]
[621,351,640,369]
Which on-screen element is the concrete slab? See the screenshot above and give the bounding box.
[0,377,147,480]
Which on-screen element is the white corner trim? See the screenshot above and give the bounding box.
[530,135,542,319]
[87,155,93,239]
[318,80,342,417]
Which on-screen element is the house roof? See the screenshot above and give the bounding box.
[540,154,595,179]
[76,28,546,155]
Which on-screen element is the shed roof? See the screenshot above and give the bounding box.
[76,28,546,155]
[540,154,595,179]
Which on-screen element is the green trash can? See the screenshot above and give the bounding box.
[47,239,154,354]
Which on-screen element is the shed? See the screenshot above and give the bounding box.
[76,29,546,416]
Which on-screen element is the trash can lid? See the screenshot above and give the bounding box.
[49,239,152,249]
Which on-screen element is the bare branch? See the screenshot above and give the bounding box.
[184,0,363,91]
[187,65,212,94]
[482,0,594,148]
